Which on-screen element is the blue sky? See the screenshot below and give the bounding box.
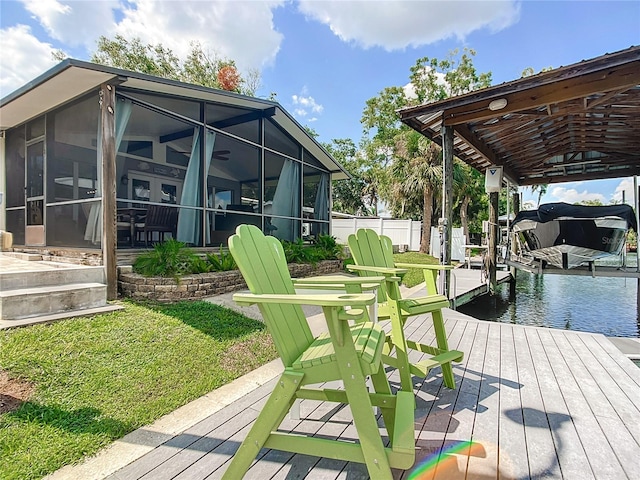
[1,0,639,210]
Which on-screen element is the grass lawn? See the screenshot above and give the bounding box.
[0,301,276,480]
[392,251,442,287]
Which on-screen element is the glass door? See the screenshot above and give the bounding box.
[129,173,181,205]
[25,141,45,245]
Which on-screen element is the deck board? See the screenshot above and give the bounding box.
[467,322,501,480]
[532,328,596,480]
[430,321,485,480]
[512,324,559,479]
[497,325,529,480]
[550,329,640,480]
[105,313,640,480]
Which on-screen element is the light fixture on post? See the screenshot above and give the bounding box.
[488,98,508,111]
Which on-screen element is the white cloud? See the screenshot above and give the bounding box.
[0,25,60,98]
[550,186,606,205]
[291,92,324,122]
[2,1,284,97]
[292,94,324,113]
[114,0,284,71]
[23,0,119,47]
[297,0,520,50]
[613,178,637,206]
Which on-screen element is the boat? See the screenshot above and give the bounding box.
[510,202,637,269]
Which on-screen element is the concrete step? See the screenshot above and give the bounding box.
[0,283,107,320]
[0,252,43,261]
[0,265,104,291]
[0,304,124,329]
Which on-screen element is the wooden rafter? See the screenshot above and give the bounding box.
[399,46,640,186]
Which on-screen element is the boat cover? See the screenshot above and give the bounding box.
[512,202,637,232]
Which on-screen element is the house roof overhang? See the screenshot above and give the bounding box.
[0,59,349,179]
[398,46,640,187]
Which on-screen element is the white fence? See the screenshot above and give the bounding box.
[429,226,465,262]
[332,218,422,251]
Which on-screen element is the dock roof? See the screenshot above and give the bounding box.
[399,46,640,186]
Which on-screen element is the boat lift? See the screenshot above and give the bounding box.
[503,177,640,313]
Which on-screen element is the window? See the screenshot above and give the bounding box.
[5,127,25,208]
[47,94,99,202]
[264,151,301,242]
[265,119,300,159]
[206,103,260,144]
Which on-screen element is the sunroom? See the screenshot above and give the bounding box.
[0,59,347,258]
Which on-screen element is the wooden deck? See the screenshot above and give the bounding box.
[103,309,640,480]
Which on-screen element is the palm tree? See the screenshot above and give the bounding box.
[391,130,442,253]
[531,183,548,207]
[453,161,485,244]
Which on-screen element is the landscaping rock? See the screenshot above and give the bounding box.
[118,260,343,302]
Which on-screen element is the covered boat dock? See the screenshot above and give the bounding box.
[398,46,640,291]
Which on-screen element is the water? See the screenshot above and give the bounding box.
[458,271,639,338]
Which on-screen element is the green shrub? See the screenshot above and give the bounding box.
[133,239,198,278]
[132,235,341,279]
[280,235,344,264]
[281,238,319,264]
[206,247,237,271]
[189,256,212,274]
[313,234,344,260]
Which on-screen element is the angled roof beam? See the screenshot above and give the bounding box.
[442,62,640,126]
[159,107,277,143]
[584,87,633,109]
[453,123,520,185]
[213,106,276,129]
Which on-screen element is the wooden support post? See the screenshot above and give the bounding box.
[510,189,520,290]
[489,191,499,294]
[512,191,520,215]
[0,132,5,230]
[636,178,639,311]
[441,125,454,297]
[101,84,117,300]
[509,267,517,300]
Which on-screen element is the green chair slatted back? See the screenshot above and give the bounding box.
[348,229,395,302]
[229,224,314,367]
[347,228,464,392]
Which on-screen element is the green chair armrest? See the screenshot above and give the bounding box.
[233,292,376,308]
[293,275,385,286]
[394,263,454,271]
[293,275,385,295]
[346,264,406,279]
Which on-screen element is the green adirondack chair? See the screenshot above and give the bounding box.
[347,228,464,392]
[223,225,416,480]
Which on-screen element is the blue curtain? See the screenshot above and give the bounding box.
[84,98,132,244]
[314,172,329,222]
[271,159,300,241]
[177,128,216,245]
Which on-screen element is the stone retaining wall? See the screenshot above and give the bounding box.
[118,260,343,302]
[11,246,102,265]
